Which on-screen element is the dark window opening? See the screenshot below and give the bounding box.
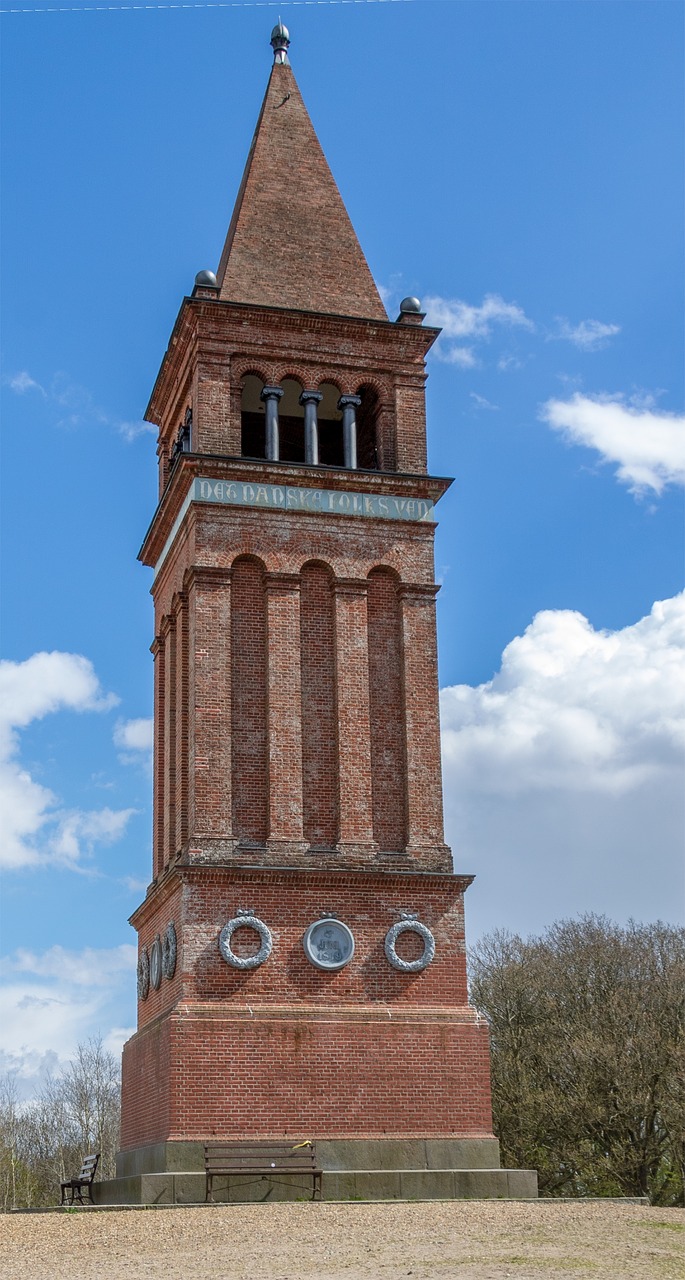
[241,375,266,458]
[317,382,344,467]
[278,379,305,463]
[357,385,380,470]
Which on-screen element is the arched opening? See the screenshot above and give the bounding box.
[317,382,344,468]
[300,561,339,847]
[356,384,380,470]
[231,556,269,845]
[241,375,266,459]
[367,567,407,852]
[278,378,305,463]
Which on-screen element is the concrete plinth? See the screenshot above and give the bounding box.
[97,1138,537,1204]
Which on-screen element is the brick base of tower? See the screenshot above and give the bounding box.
[102,864,538,1202]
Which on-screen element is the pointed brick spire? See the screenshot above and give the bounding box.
[217,48,387,321]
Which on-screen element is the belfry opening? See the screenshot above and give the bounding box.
[100,25,537,1204]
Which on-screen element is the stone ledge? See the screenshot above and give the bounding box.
[97,1167,538,1205]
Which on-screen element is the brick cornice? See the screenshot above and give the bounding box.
[145,296,440,430]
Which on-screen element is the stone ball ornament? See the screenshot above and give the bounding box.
[384,913,436,973]
[303,915,355,971]
[162,921,177,980]
[219,910,273,970]
[194,269,218,287]
[150,934,163,991]
[137,945,150,1000]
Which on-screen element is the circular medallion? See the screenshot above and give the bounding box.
[150,934,163,990]
[219,914,272,970]
[162,921,177,980]
[137,946,150,1000]
[303,918,355,971]
[384,919,436,973]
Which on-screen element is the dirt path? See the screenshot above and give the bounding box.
[2,1201,683,1280]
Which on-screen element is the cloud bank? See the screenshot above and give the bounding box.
[425,293,533,367]
[541,393,685,494]
[441,594,685,938]
[0,652,134,870]
[0,944,136,1096]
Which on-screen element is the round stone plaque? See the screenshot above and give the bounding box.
[303,918,354,971]
[150,934,163,990]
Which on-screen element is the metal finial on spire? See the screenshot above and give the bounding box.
[270,20,290,65]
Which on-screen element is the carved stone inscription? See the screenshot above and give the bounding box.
[196,478,434,523]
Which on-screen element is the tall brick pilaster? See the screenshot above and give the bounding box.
[151,634,165,879]
[161,613,176,866]
[334,578,376,856]
[187,567,233,850]
[400,584,449,863]
[173,592,188,855]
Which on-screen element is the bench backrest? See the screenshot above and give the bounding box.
[77,1154,100,1182]
[204,1141,318,1173]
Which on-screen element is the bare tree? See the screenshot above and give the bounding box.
[0,1036,121,1209]
[470,916,685,1205]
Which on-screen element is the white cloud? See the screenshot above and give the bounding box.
[552,318,621,350]
[114,717,153,755]
[425,293,534,340]
[0,652,135,870]
[441,595,685,939]
[5,369,150,441]
[424,293,534,369]
[0,945,136,1096]
[470,392,499,411]
[541,392,685,494]
[6,944,136,988]
[51,807,136,869]
[6,370,46,395]
[436,345,479,369]
[498,353,524,372]
[114,717,153,775]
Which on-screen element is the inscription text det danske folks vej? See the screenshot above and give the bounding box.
[196,478,435,522]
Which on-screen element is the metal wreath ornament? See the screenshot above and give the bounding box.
[219,911,273,970]
[137,945,150,1000]
[384,915,436,973]
[162,921,177,980]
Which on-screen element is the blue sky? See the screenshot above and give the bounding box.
[1,0,683,1096]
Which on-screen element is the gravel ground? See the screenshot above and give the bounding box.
[2,1201,683,1280]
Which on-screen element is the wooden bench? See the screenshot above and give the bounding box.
[60,1153,100,1205]
[204,1141,322,1203]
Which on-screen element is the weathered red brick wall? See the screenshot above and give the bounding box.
[124,870,493,1148]
[133,870,469,1029]
[120,1017,171,1150]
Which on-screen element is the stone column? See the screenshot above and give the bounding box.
[265,573,307,856]
[399,583,451,868]
[338,394,361,470]
[300,389,322,465]
[186,567,233,852]
[260,385,284,462]
[334,578,376,858]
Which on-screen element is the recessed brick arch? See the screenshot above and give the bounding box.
[367,565,408,852]
[230,554,268,846]
[300,559,339,848]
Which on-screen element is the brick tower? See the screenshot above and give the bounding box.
[111,26,536,1203]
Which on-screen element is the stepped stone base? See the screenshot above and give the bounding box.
[97,1139,537,1204]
